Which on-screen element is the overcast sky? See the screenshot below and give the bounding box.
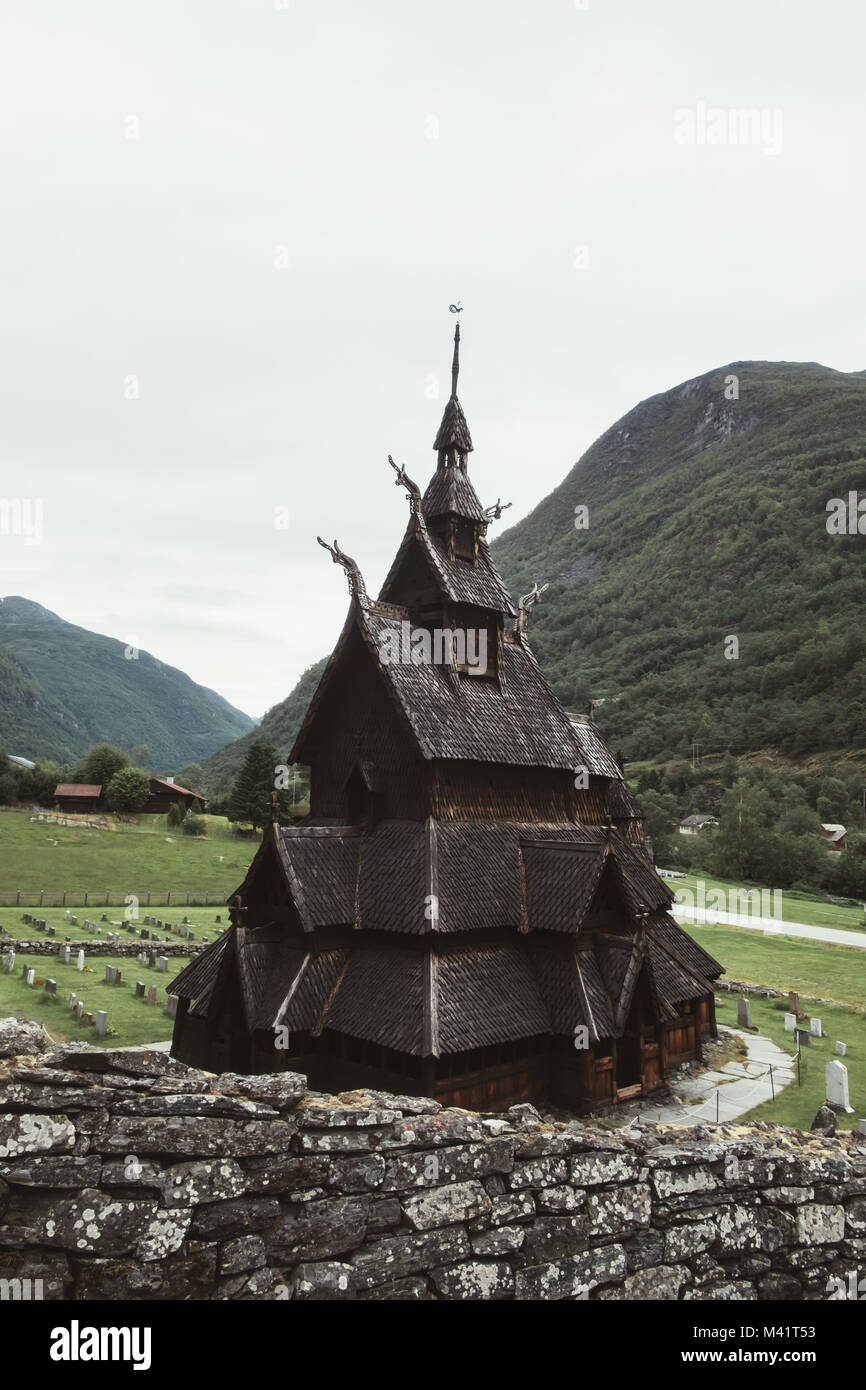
[2,0,865,719]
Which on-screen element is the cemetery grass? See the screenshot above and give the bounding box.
[0,809,258,902]
[0,950,194,1046]
[684,921,865,1130]
[721,994,864,1133]
[0,905,230,943]
[674,870,866,933]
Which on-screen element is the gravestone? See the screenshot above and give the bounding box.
[835,1041,847,1056]
[22,962,30,977]
[26,968,35,985]
[105,965,115,984]
[70,916,78,926]
[146,986,158,1006]
[796,1027,811,1049]
[183,916,189,925]
[36,920,45,932]
[45,979,56,996]
[158,956,168,972]
[859,1120,866,1137]
[826,1059,854,1113]
[188,931,195,941]
[216,915,221,923]
[165,994,178,1018]
[810,1018,823,1038]
[737,996,753,1028]
[77,950,85,972]
[788,990,800,1016]
[135,981,145,998]
[101,914,108,922]
[47,927,55,937]
[95,1011,107,1038]
[75,1001,84,1019]
[61,946,71,965]
[141,930,149,941]
[113,969,122,986]
[784,1012,797,1032]
[148,951,157,968]
[67,993,76,1010]
[178,924,188,938]
[6,951,15,973]
[202,937,209,944]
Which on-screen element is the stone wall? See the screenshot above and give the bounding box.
[1,941,201,959]
[1,1025,865,1301]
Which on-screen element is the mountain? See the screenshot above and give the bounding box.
[0,597,255,768]
[491,361,866,762]
[196,359,866,791]
[197,657,328,796]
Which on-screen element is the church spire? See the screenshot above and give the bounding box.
[432,314,474,466]
[451,319,460,398]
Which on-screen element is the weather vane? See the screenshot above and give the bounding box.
[449,301,462,314]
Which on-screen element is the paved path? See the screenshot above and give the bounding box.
[620,1026,796,1126]
[672,904,866,951]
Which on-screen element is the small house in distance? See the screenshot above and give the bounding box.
[170,322,724,1111]
[53,776,205,815]
[679,814,718,836]
[820,823,847,852]
[53,783,103,813]
[142,777,206,814]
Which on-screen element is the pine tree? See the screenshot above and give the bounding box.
[227,741,287,830]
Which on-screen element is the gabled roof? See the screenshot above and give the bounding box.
[150,778,205,800]
[421,465,485,521]
[378,513,515,614]
[54,783,102,797]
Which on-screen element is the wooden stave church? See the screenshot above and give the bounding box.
[169,324,723,1112]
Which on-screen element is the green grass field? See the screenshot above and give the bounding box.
[670,870,866,932]
[0,809,258,904]
[686,920,866,1008]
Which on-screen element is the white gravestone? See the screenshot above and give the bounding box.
[810,1017,822,1038]
[784,1013,797,1032]
[95,1010,108,1038]
[737,996,753,1028]
[826,1059,854,1113]
[77,950,85,972]
[835,1041,847,1056]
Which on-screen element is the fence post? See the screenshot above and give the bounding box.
[39,890,44,907]
[205,891,209,906]
[16,891,20,906]
[146,891,151,907]
[167,890,171,906]
[84,891,88,907]
[105,891,109,906]
[186,891,190,906]
[61,891,66,907]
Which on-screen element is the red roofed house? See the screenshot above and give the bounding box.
[142,777,206,814]
[54,784,103,813]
